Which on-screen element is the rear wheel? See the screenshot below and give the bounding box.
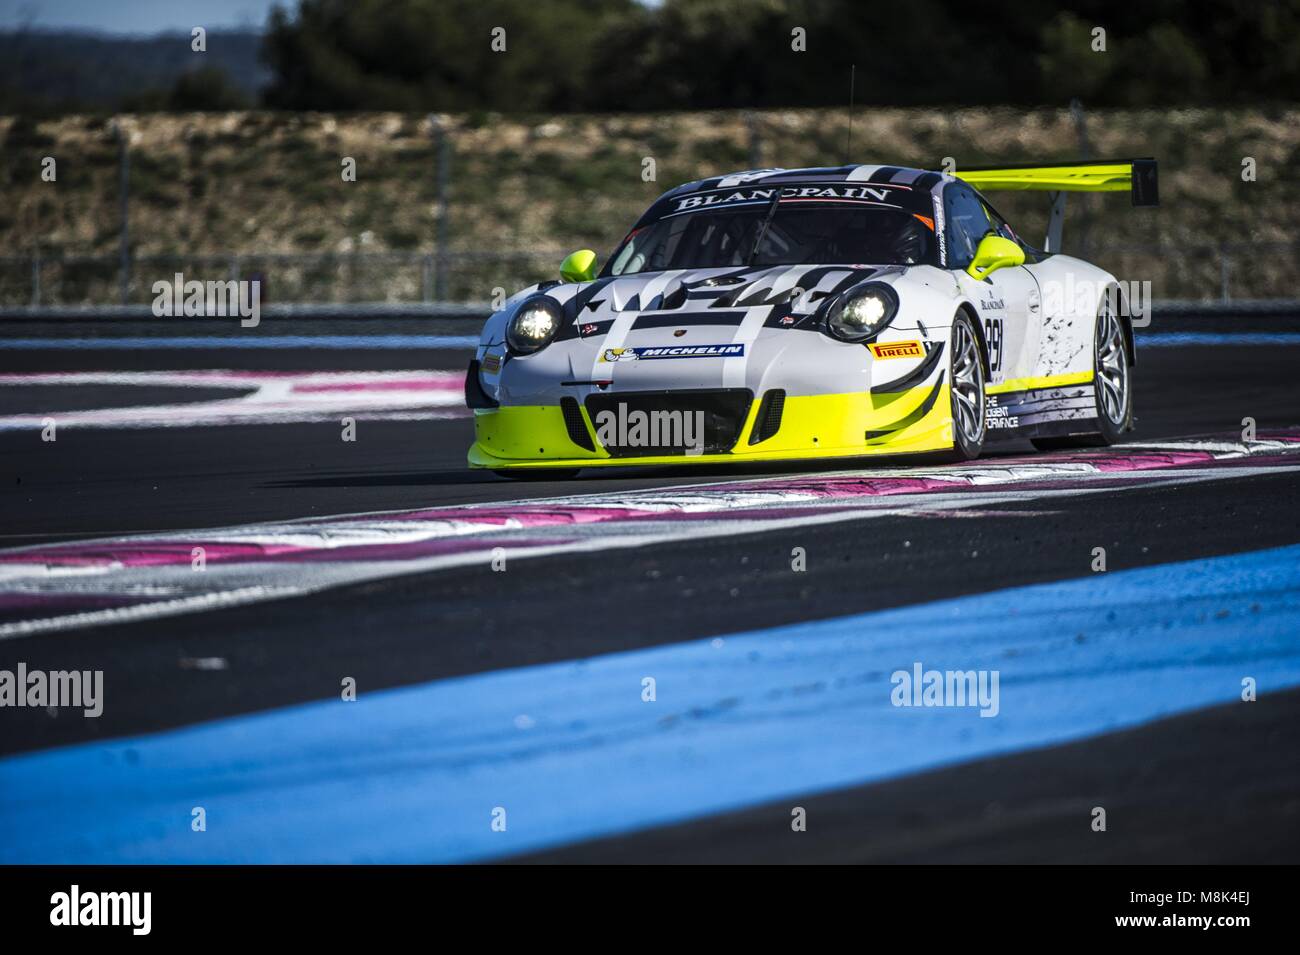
[940,312,987,462]
[1031,298,1132,450]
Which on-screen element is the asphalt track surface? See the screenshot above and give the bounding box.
[0,329,1298,863]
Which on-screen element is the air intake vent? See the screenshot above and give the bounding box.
[560,396,594,451]
[464,360,498,409]
[585,389,753,457]
[748,389,785,444]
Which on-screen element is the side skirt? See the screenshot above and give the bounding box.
[984,381,1099,441]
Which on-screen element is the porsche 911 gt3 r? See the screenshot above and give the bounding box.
[466,158,1158,476]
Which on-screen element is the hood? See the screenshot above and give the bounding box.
[549,264,905,322]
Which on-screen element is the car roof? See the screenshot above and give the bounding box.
[667,165,951,197]
[630,164,953,230]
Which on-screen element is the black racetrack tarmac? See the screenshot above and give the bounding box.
[1,336,1297,863]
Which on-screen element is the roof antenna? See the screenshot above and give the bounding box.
[845,64,856,165]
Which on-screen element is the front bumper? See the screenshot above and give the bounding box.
[468,383,953,469]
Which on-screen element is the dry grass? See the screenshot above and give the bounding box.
[2,106,1296,302]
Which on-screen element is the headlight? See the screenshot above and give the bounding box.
[506,297,562,354]
[824,282,899,343]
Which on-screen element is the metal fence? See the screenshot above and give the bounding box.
[5,101,1297,308]
[2,242,1297,308]
[0,250,571,309]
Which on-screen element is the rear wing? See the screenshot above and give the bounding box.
[954,158,1158,253]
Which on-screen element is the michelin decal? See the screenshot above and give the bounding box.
[601,344,746,362]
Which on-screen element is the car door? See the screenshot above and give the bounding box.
[943,183,1041,389]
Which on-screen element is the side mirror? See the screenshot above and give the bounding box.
[560,249,598,283]
[965,235,1025,280]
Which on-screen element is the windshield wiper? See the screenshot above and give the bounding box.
[745,190,784,266]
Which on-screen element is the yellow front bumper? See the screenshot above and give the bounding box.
[469,385,954,469]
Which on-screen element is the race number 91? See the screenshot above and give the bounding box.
[983,317,1004,372]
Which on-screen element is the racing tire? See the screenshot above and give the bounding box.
[493,468,582,480]
[1031,297,1133,451]
[938,311,987,462]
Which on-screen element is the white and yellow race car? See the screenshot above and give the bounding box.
[466,158,1157,476]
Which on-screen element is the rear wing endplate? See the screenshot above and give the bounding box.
[954,158,1158,253]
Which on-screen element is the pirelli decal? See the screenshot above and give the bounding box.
[869,340,924,360]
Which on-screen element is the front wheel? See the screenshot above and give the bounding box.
[940,312,987,462]
[1031,299,1132,450]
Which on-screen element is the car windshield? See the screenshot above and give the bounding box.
[607,202,937,276]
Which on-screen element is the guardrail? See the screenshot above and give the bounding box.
[3,242,1300,308]
[0,250,568,310]
[3,299,1298,322]
[0,302,491,320]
